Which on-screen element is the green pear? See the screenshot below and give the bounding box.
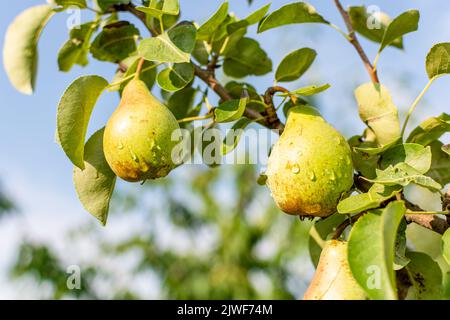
[266,106,353,217]
[103,79,180,182]
[304,240,367,300]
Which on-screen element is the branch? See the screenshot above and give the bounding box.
[193,64,273,128]
[115,3,284,131]
[405,214,449,235]
[333,0,379,83]
[404,194,449,234]
[332,212,365,239]
[193,64,233,101]
[263,86,291,133]
[113,3,158,36]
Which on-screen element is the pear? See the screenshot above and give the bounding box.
[304,240,367,300]
[103,79,180,182]
[266,106,353,217]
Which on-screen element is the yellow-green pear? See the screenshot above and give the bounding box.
[266,106,353,217]
[103,79,180,182]
[303,240,367,300]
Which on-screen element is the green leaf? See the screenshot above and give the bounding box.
[348,135,379,178]
[192,40,210,65]
[157,63,194,92]
[197,2,229,41]
[53,0,87,9]
[167,86,197,120]
[308,214,347,267]
[94,0,131,12]
[223,38,272,78]
[227,3,271,34]
[337,184,402,214]
[224,82,264,112]
[142,0,180,33]
[369,163,442,191]
[222,117,252,155]
[354,83,401,146]
[348,201,406,300]
[258,2,328,33]
[348,6,402,49]
[394,220,409,270]
[380,143,432,174]
[58,22,99,72]
[214,98,247,123]
[3,5,55,94]
[404,184,442,212]
[247,100,266,113]
[225,81,259,100]
[275,48,316,82]
[90,21,140,63]
[277,84,330,97]
[443,229,450,265]
[405,252,443,300]
[407,113,450,145]
[136,0,179,18]
[198,126,222,167]
[73,128,116,226]
[428,141,450,186]
[212,22,246,55]
[379,10,419,52]
[139,22,196,63]
[353,138,400,156]
[408,223,444,260]
[426,43,450,80]
[57,75,108,169]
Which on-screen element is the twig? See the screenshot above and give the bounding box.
[263,86,292,133]
[193,64,233,101]
[193,64,280,130]
[333,0,379,83]
[207,54,220,77]
[116,4,284,131]
[177,114,213,123]
[113,3,158,36]
[404,198,449,234]
[332,212,365,240]
[405,214,449,235]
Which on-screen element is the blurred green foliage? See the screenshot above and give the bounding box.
[10,165,313,299]
[0,181,14,217]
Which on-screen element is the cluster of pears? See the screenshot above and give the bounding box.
[266,106,354,217]
[103,79,180,182]
[304,240,367,300]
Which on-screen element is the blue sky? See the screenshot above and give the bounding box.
[0,0,449,297]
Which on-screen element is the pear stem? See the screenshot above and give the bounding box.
[107,63,162,89]
[134,58,146,80]
[263,86,294,133]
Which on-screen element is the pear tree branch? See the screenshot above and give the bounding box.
[333,0,379,84]
[192,64,270,128]
[113,3,158,36]
[263,86,295,133]
[115,3,285,131]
